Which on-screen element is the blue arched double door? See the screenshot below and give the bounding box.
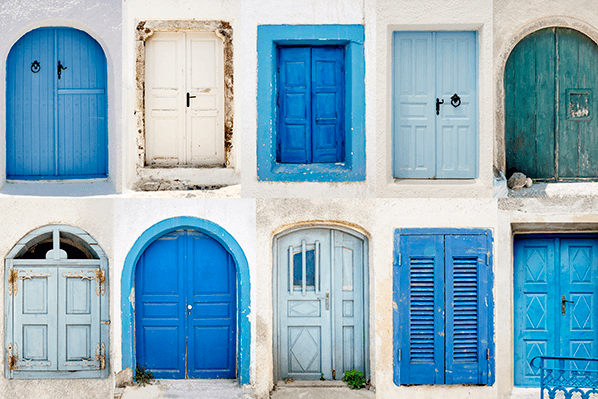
[135,229,237,379]
[6,27,107,179]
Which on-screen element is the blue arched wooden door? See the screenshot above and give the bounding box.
[505,27,598,181]
[135,229,236,379]
[6,27,107,179]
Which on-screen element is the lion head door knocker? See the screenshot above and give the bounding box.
[31,60,40,73]
[450,93,461,108]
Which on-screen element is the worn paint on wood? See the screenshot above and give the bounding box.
[505,27,598,181]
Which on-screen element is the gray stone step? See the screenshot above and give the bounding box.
[120,379,255,399]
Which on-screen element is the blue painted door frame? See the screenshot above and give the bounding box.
[6,27,108,179]
[514,235,598,387]
[121,217,251,385]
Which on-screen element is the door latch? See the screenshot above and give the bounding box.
[187,92,196,107]
[450,93,461,107]
[562,295,574,315]
[325,292,330,311]
[436,98,444,115]
[57,61,67,80]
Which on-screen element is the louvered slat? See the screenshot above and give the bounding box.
[409,258,435,362]
[452,257,478,362]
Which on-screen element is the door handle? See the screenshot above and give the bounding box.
[57,60,67,80]
[436,98,444,115]
[562,295,574,315]
[187,92,196,107]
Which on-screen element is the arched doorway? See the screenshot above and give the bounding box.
[5,225,109,379]
[121,217,251,384]
[6,27,107,179]
[505,27,598,181]
[273,225,369,381]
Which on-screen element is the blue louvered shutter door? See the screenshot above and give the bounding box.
[393,32,436,178]
[6,28,56,178]
[56,28,107,177]
[13,266,58,371]
[435,32,477,178]
[311,47,344,163]
[57,267,101,371]
[445,234,489,384]
[278,47,311,163]
[398,234,445,384]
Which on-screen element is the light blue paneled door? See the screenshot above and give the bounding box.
[277,228,365,380]
[514,236,598,386]
[135,230,236,379]
[6,27,107,179]
[393,31,477,179]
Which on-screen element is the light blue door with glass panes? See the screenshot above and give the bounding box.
[393,31,477,179]
[514,236,598,386]
[277,228,365,380]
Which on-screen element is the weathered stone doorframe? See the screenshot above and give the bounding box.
[133,20,234,188]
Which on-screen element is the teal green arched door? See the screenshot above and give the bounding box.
[505,27,598,181]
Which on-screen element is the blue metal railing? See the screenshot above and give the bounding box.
[531,356,598,399]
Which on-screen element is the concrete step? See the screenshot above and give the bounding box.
[120,379,255,399]
[271,381,376,399]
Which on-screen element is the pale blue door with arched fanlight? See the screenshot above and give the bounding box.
[6,27,107,179]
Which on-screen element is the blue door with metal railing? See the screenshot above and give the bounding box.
[514,235,598,386]
[135,230,236,379]
[6,27,107,179]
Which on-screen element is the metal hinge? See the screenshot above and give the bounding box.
[487,252,490,266]
[96,269,106,297]
[101,320,111,325]
[332,368,336,380]
[7,343,18,371]
[8,269,17,296]
[487,348,490,360]
[96,343,106,370]
[398,349,401,361]
[399,254,401,265]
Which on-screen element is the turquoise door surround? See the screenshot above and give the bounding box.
[121,217,251,385]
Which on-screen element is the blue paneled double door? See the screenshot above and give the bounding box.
[514,236,598,386]
[135,230,237,379]
[6,27,107,179]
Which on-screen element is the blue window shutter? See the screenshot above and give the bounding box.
[13,267,58,371]
[398,234,445,384]
[445,234,488,384]
[57,267,101,371]
[278,47,311,163]
[311,47,344,163]
[392,32,436,178]
[435,32,477,178]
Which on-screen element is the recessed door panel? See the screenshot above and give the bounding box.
[135,230,236,379]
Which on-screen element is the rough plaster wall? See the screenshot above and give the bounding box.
[238,0,375,198]
[0,0,122,194]
[493,0,598,174]
[0,197,114,399]
[111,199,256,386]
[375,0,494,198]
[255,198,376,398]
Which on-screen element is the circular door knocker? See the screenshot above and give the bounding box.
[31,60,40,73]
[450,93,461,108]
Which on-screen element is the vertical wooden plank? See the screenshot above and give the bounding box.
[187,32,225,166]
[513,237,556,387]
[398,234,444,384]
[436,32,477,178]
[278,47,312,163]
[393,32,436,178]
[145,32,186,166]
[311,46,344,163]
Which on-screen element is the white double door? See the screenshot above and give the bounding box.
[145,31,224,166]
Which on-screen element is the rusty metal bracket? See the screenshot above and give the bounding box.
[8,343,18,371]
[8,269,17,296]
[96,269,106,297]
[96,342,106,370]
